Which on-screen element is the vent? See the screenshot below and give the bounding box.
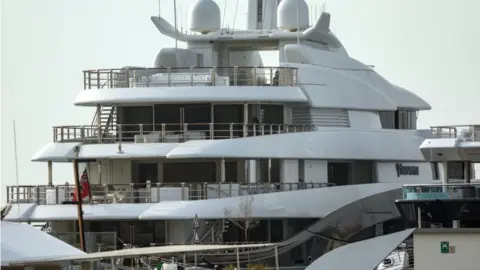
[291,108,350,127]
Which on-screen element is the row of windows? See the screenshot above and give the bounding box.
[379,110,417,130]
[257,0,263,22]
[431,161,474,180]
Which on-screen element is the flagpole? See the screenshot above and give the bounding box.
[73,146,86,252]
[13,120,20,223]
[296,0,300,44]
[158,0,161,17]
[173,0,178,48]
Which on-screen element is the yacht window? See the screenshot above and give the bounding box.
[196,54,203,67]
[431,162,439,180]
[257,0,263,23]
[379,111,395,129]
[397,110,417,130]
[447,161,465,179]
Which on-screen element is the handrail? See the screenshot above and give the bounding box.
[6,182,334,205]
[430,124,480,140]
[404,183,480,187]
[52,122,314,143]
[402,183,480,200]
[83,66,298,89]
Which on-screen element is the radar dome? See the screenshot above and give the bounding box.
[189,0,221,34]
[277,0,309,31]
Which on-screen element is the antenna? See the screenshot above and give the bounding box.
[232,0,240,31]
[158,0,161,17]
[222,0,227,28]
[13,120,20,223]
[296,0,300,44]
[173,0,178,48]
[179,3,183,34]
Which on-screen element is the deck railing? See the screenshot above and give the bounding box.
[83,66,298,89]
[402,183,480,200]
[50,231,117,253]
[53,123,314,143]
[6,182,333,205]
[430,125,480,141]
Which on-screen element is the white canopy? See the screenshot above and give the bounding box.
[0,221,85,266]
[139,182,407,220]
[8,243,276,265]
[305,228,415,270]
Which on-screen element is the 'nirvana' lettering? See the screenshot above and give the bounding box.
[395,163,419,177]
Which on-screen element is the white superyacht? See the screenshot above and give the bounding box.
[6,0,473,268]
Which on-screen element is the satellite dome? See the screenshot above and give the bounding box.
[189,0,221,34]
[277,0,309,31]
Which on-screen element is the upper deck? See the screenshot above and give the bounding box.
[402,183,480,200]
[83,66,298,89]
[397,183,480,224]
[6,182,332,205]
[53,123,313,144]
[430,125,480,141]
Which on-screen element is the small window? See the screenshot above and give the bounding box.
[257,0,263,23]
[431,162,439,180]
[447,161,465,179]
[196,54,203,67]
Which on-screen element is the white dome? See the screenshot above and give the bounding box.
[189,0,221,34]
[277,0,309,31]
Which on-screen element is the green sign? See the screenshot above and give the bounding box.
[441,241,450,253]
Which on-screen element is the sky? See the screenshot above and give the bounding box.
[1,0,480,202]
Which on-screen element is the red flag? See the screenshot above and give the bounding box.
[73,169,91,202]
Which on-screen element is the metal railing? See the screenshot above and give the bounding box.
[52,123,314,143]
[6,182,334,205]
[83,66,297,89]
[402,183,480,200]
[376,243,413,270]
[430,125,480,141]
[50,231,117,253]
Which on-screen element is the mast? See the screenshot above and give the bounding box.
[73,146,86,252]
[296,0,300,44]
[173,0,178,48]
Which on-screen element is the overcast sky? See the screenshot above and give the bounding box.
[1,0,479,202]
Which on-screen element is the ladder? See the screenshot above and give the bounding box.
[90,106,117,139]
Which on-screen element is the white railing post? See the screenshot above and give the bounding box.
[97,105,102,143]
[211,67,216,85]
[167,67,172,86]
[183,123,188,141]
[161,124,166,142]
[209,123,214,139]
[233,66,238,85]
[190,67,194,86]
[145,68,150,87]
[270,67,273,86]
[181,183,185,200]
[146,180,151,203]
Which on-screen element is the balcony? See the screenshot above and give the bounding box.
[53,123,313,143]
[402,184,480,200]
[83,66,297,89]
[6,182,333,205]
[430,125,480,141]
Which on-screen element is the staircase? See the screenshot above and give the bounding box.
[91,106,117,139]
[187,219,226,244]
